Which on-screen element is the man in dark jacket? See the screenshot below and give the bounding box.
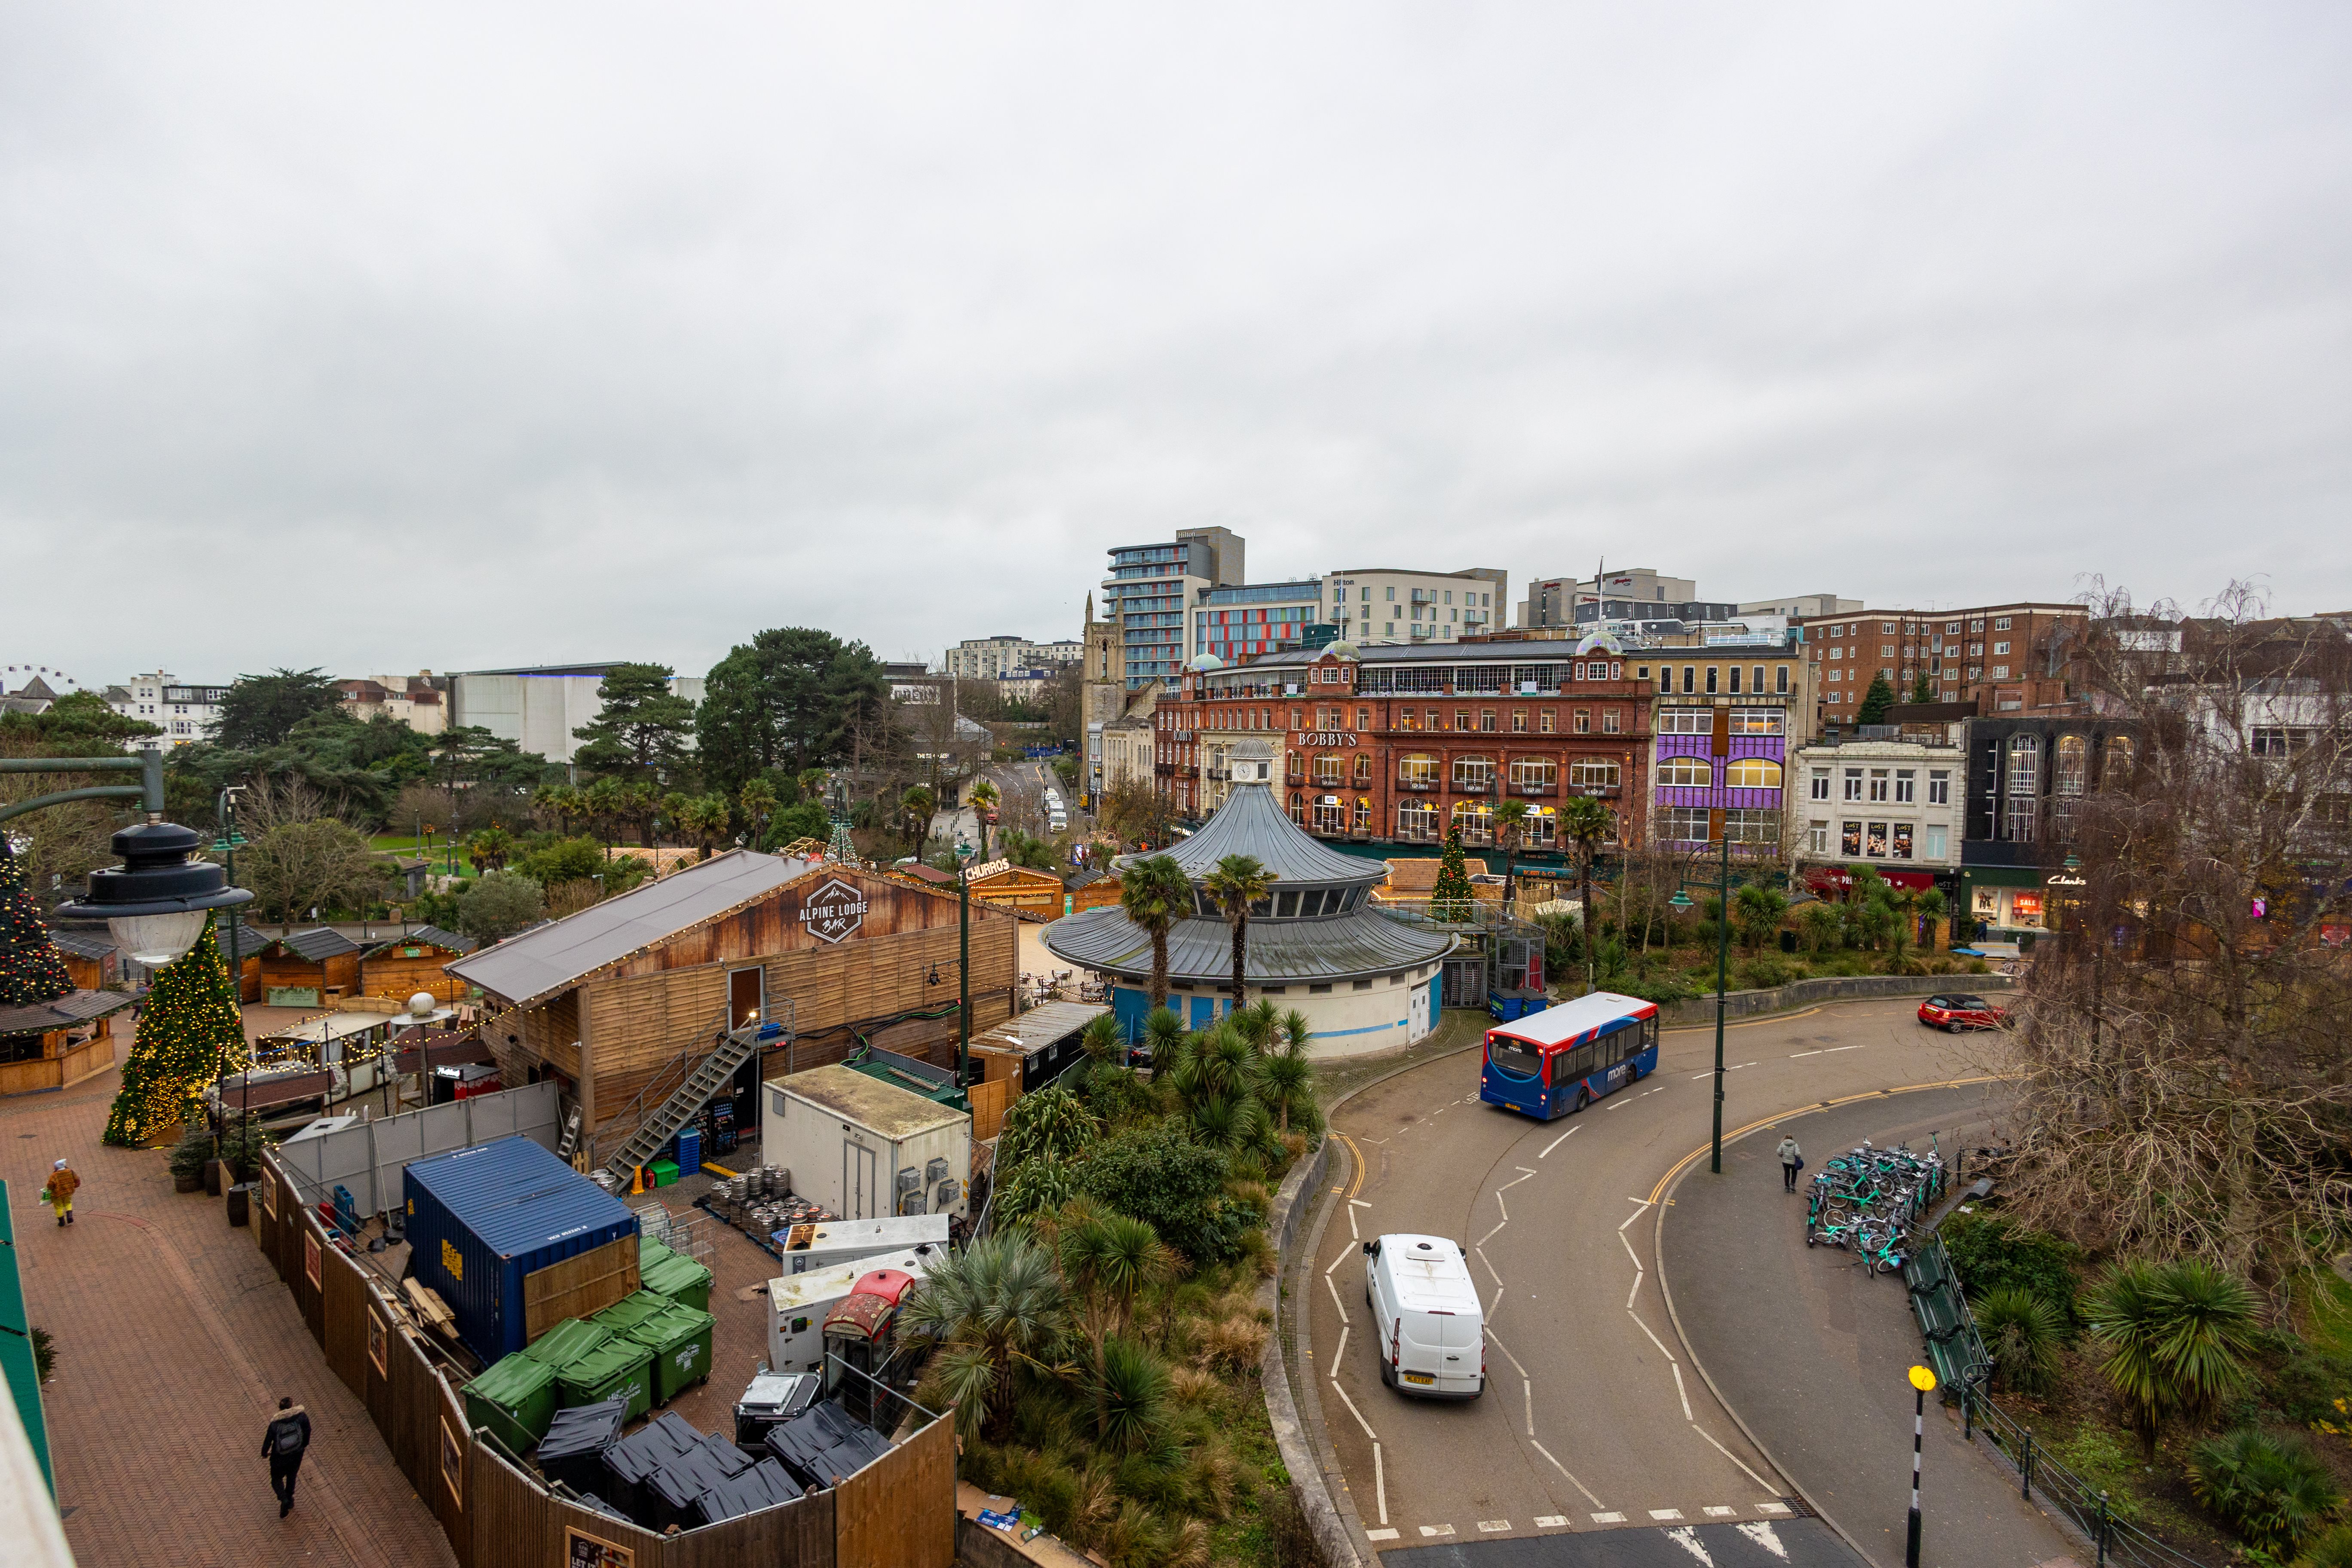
[262,1396,311,1517]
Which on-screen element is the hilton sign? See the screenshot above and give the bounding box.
[797,878,870,945]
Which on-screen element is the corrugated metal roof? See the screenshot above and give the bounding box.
[1488,992,1657,1047]
[971,1001,1109,1059]
[447,849,817,1005]
[1041,904,1451,983]
[266,928,362,962]
[46,930,116,961]
[364,924,478,956]
[1149,784,1383,886]
[403,1136,636,1259]
[0,989,134,1035]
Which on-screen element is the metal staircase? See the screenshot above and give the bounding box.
[602,1021,763,1185]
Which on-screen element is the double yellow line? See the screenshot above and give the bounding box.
[1644,1075,1999,1206]
[1333,1130,1366,1201]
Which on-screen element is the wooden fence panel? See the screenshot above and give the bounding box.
[322,1244,371,1397]
[361,1284,396,1436]
[967,1077,1014,1142]
[833,1418,954,1568]
[432,1374,473,1568]
[522,1234,640,1343]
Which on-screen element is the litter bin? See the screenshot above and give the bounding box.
[464,1352,560,1455]
[533,1396,629,1497]
[557,1337,654,1424]
[522,1317,610,1369]
[647,1158,680,1188]
[625,1298,717,1405]
[225,1182,252,1228]
[642,1252,714,1314]
[591,1289,670,1343]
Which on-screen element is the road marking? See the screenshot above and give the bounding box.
[1327,1247,1351,1277]
[1618,1230,1644,1271]
[1704,1506,1737,1517]
[1645,1075,2000,1205]
[1375,1440,1388,1524]
[1348,1204,1359,1240]
[1477,1217,1508,1246]
[1336,1325,1349,1365]
[1478,1520,1511,1532]
[1535,1515,1568,1527]
[1731,1061,1759,1070]
[1331,1379,1378,1442]
[1756,1503,1793,1516]
[1690,1070,1712,1079]
[1326,1272,1349,1326]
[1619,1199,1654,1231]
[1538,1124,1580,1158]
[1366,1528,1400,1541]
[1524,1378,1533,1436]
[1628,1311,1677,1363]
[1823,1044,1862,1053]
[1475,1245,1505,1290]
[1627,1271,1643,1312]
[1736,1522,1791,1559]
[1591,1512,1626,1524]
[1495,1189,1510,1223]
[1485,1327,1529,1379]
[1672,1360,1693,1421]
[1338,1131,1366,1200]
[1663,1525,1714,1565]
[1420,1523,1456,1537]
[1689,1421,1779,1494]
[1788,1050,1822,1058]
[1350,1198,1372,1207]
[1650,1509,1685,1520]
[1530,1439,1605,1508]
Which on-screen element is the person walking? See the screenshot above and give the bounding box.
[1777,1134,1803,1193]
[40,1160,77,1226]
[261,1396,311,1517]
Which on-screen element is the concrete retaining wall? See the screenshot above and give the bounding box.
[1657,970,2014,1028]
[1259,1136,1357,1568]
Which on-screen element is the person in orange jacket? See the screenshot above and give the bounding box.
[40,1160,77,1226]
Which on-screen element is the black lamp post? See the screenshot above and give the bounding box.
[954,833,975,1087]
[55,818,255,967]
[1669,828,1744,1176]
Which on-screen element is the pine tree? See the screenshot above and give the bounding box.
[1430,827,1474,922]
[0,847,73,1009]
[1857,673,1897,725]
[104,919,250,1148]
[1908,671,1934,704]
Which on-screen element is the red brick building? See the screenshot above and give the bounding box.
[1153,641,1651,854]
[1802,602,2088,723]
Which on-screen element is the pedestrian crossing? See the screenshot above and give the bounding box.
[1363,1500,1793,1543]
[1368,1513,1855,1566]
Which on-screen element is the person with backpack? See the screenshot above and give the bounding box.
[261,1396,311,1517]
[40,1161,77,1226]
[1777,1134,1803,1192]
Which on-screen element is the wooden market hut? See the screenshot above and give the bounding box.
[447,849,1019,1166]
[245,928,362,1006]
[358,925,478,1006]
[964,1000,1109,1139]
[962,859,1066,921]
[1066,869,1121,915]
[47,930,120,991]
[0,990,132,1098]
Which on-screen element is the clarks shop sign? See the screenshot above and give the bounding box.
[798,879,869,944]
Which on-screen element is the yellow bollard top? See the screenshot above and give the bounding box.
[1908,1365,1939,1393]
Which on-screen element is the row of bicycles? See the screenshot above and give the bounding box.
[1803,1137,1948,1274]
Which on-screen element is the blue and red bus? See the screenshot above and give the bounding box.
[1479,992,1662,1119]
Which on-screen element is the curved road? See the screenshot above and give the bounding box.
[1303,997,1997,1562]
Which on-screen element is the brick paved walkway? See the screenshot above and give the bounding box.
[5,1018,454,1568]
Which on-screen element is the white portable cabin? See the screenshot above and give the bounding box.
[760,1064,971,1222]
[1362,1233,1485,1400]
[766,1245,940,1373]
[775,1213,952,1276]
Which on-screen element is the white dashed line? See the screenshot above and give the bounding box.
[1650,1508,1685,1520]
[1618,1229,1644,1271]
[1366,1528,1400,1541]
[1485,1327,1529,1380]
[1689,1421,1779,1493]
[1789,1049,1822,1058]
[1531,1439,1605,1509]
[1591,1511,1627,1524]
[1327,1248,1351,1277]
[1419,1523,1456,1537]
[1538,1124,1580,1157]
[1478,1520,1511,1533]
[1629,1311,1677,1363]
[1331,1380,1378,1442]
[1535,1514,1568,1527]
[1349,1198,1372,1207]
[1672,1361,1694,1420]
[1619,1199,1654,1231]
[1524,1378,1533,1436]
[1375,1440,1388,1524]
[1704,1506,1738,1517]
[1325,1273,1349,1325]
[1756,1502,1793,1516]
[1348,1204,1359,1240]
[1335,1325,1349,1365]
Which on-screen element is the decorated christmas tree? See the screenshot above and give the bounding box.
[825,818,857,864]
[1430,827,1474,923]
[104,918,250,1148]
[0,845,74,1009]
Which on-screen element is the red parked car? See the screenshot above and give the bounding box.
[1918,994,2010,1032]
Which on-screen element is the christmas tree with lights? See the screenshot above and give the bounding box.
[104,918,249,1148]
[0,844,74,1010]
[1430,827,1475,923]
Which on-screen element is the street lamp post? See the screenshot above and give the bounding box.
[1669,829,1740,1175]
[954,834,974,1087]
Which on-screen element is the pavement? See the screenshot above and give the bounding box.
[1661,1087,2083,1568]
[1298,996,2078,1567]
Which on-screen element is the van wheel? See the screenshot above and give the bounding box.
[1379,1359,1395,1389]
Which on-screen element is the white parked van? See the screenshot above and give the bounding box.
[1362,1234,1485,1399]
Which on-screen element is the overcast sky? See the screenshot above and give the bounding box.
[5,4,2349,692]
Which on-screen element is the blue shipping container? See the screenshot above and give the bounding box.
[404,1136,639,1363]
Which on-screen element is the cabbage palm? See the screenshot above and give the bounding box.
[1080,1011,1124,1067]
[1142,1005,1186,1084]
[1733,884,1788,952]
[1201,854,1275,1010]
[1118,855,1193,1014]
[1232,998,1280,1050]
[1972,1286,2064,1396]
[1559,796,1611,989]
[968,778,1000,861]
[901,784,936,845]
[2089,1257,2262,1452]
[1060,1213,1174,1354]
[1257,1047,1316,1137]
[902,1234,1072,1439]
[1493,798,1530,909]
[738,776,779,846]
[1278,1009,1313,1053]
[1093,1336,1176,1455]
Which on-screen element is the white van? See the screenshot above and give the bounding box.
[1362,1234,1485,1399]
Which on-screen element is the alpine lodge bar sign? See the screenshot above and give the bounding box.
[798,878,870,944]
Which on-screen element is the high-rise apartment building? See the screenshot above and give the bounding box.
[1324,568,1508,646]
[942,636,1084,680]
[1803,602,2087,722]
[1192,580,1331,662]
[1101,527,1245,692]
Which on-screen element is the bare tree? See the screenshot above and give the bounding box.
[1974,582,2352,1302]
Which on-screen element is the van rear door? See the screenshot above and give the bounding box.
[1437,1308,1482,1393]
[1396,1310,1448,1385]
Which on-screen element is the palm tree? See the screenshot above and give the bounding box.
[1079,1011,1124,1067]
[738,777,779,848]
[797,768,831,822]
[1258,1046,1315,1137]
[1559,796,1611,991]
[1492,799,1530,910]
[1059,1214,1173,1356]
[536,783,583,836]
[1201,853,1275,1012]
[1277,1008,1313,1053]
[2088,1257,2262,1454]
[1798,900,1844,957]
[1733,884,1789,951]
[1091,1336,1176,1456]
[901,784,936,849]
[622,779,661,847]
[469,825,514,873]
[901,1233,1072,1439]
[1232,998,1280,1050]
[684,794,731,859]
[968,778,1000,861]
[583,776,624,855]
[1142,1006,1186,1082]
[1118,855,1193,1013]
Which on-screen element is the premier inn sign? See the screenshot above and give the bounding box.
[798,878,870,944]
